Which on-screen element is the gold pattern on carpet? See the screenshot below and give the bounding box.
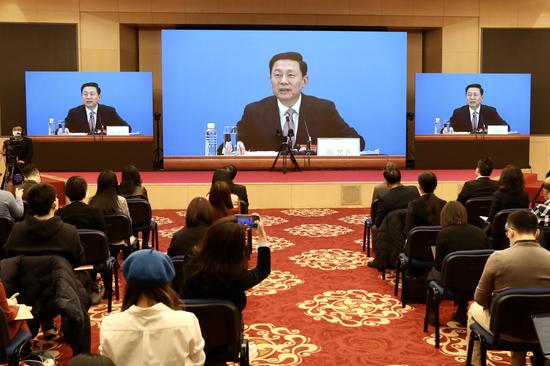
[281,208,337,217]
[338,214,369,225]
[289,249,369,270]
[297,290,412,327]
[245,323,320,366]
[252,235,295,252]
[246,270,303,296]
[285,224,353,237]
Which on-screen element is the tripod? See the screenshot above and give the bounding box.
[270,135,300,174]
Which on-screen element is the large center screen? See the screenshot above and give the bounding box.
[162,29,407,156]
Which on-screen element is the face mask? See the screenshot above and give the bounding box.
[12,131,21,137]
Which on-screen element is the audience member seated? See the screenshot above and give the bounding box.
[532,177,550,227]
[457,157,498,204]
[0,186,24,221]
[466,211,550,366]
[404,172,446,235]
[212,169,241,211]
[487,164,529,224]
[4,183,84,266]
[374,165,419,228]
[0,279,30,342]
[208,181,239,221]
[119,165,148,200]
[19,164,40,201]
[89,170,131,220]
[182,215,271,312]
[368,165,419,270]
[56,176,105,232]
[68,354,115,366]
[371,162,397,204]
[168,197,213,258]
[100,249,205,366]
[3,183,85,340]
[224,164,249,207]
[427,201,490,324]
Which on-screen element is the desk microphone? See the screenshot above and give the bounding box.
[302,114,312,151]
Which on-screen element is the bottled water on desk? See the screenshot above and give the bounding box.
[48,118,55,135]
[434,117,441,134]
[204,123,217,156]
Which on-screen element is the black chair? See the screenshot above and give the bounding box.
[182,299,249,366]
[466,288,550,366]
[0,217,14,259]
[465,196,494,228]
[490,208,529,250]
[170,255,186,293]
[76,229,118,312]
[126,197,158,250]
[424,249,494,348]
[104,214,133,261]
[0,307,31,366]
[539,226,550,251]
[239,200,249,214]
[362,199,379,256]
[395,225,441,307]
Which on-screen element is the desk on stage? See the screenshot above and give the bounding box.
[414,134,529,169]
[31,135,154,171]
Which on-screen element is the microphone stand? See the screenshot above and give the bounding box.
[270,131,300,174]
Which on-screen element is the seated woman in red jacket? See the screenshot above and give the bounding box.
[0,280,30,341]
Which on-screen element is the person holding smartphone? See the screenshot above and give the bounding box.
[181,215,270,312]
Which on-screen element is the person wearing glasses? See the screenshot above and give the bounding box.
[64,82,131,134]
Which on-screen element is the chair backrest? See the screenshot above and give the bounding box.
[441,249,494,293]
[490,288,550,342]
[126,197,152,228]
[0,307,11,363]
[405,226,441,261]
[181,299,241,362]
[0,217,14,243]
[370,199,380,224]
[239,200,248,214]
[539,226,550,251]
[491,208,530,249]
[77,229,110,265]
[104,214,132,244]
[170,255,186,293]
[465,196,494,226]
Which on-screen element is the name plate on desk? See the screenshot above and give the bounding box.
[317,138,360,156]
[487,125,508,134]
[106,126,130,136]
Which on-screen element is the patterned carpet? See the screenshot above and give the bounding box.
[38,208,523,366]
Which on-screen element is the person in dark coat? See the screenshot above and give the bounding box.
[404,172,446,235]
[224,164,249,209]
[168,197,213,258]
[457,157,499,204]
[56,176,105,232]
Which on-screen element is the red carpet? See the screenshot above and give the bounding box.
[39,208,524,366]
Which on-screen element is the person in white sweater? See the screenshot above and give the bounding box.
[99,249,205,366]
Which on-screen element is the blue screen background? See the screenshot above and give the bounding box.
[25,72,153,135]
[414,73,531,134]
[162,29,407,156]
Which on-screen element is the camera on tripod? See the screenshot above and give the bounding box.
[2,138,25,188]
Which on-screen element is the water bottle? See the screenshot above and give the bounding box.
[48,118,55,136]
[204,123,217,156]
[434,117,441,134]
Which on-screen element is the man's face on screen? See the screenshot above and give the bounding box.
[270,59,308,107]
[466,87,483,110]
[81,86,100,109]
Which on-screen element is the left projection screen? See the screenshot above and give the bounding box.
[162,29,408,156]
[25,72,153,136]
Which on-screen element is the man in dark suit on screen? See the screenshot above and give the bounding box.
[64,82,131,134]
[449,83,509,133]
[236,52,365,151]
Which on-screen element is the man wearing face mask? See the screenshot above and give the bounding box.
[449,83,509,133]
[236,52,365,151]
[2,124,33,166]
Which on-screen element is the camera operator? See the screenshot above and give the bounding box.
[3,124,33,167]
